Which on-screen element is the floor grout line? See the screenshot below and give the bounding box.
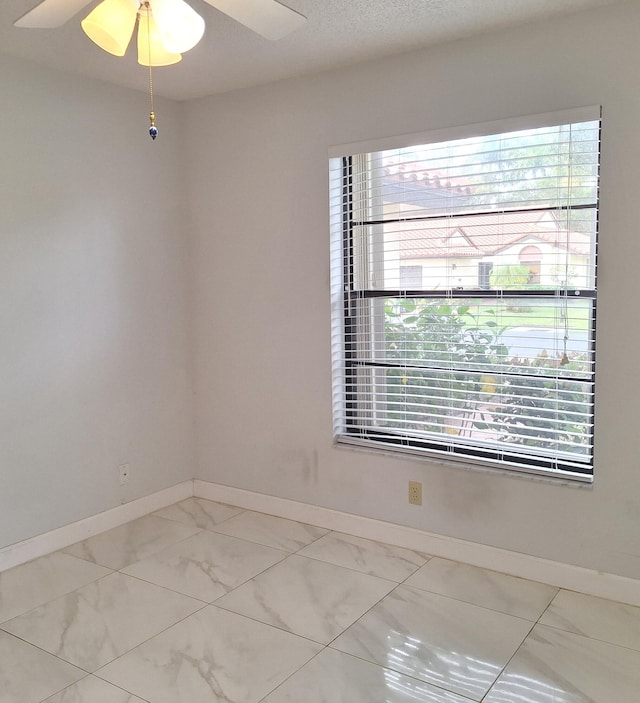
[4,497,640,703]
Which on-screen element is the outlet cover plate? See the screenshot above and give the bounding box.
[408,480,422,505]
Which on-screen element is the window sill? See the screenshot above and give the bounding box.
[333,436,594,487]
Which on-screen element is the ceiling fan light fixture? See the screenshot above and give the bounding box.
[16,0,308,141]
[150,0,205,53]
[137,6,182,66]
[81,0,138,56]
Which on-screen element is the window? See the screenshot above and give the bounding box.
[478,262,493,290]
[330,108,600,481]
[400,265,423,289]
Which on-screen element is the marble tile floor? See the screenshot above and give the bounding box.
[1,497,640,703]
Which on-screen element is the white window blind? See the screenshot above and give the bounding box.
[330,109,600,480]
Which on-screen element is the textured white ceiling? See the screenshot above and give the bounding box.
[0,0,625,100]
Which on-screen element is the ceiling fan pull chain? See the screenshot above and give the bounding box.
[148,57,158,140]
[146,3,158,140]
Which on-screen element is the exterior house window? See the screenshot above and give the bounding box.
[330,108,600,481]
[478,262,493,290]
[400,265,423,289]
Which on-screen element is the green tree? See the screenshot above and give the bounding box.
[489,264,530,289]
[489,264,532,312]
[469,123,599,214]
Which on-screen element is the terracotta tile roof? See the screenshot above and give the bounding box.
[398,210,591,259]
[383,161,473,196]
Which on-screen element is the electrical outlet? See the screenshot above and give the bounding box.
[118,463,130,485]
[408,480,422,505]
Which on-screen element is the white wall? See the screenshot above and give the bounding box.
[187,1,640,580]
[0,56,194,548]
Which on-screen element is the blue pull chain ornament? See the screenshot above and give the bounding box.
[145,5,158,142]
[149,111,158,140]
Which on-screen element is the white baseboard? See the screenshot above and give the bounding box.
[4,478,638,608]
[195,479,640,607]
[0,480,194,573]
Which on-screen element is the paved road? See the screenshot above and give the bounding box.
[500,327,589,359]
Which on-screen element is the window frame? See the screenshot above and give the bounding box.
[330,108,600,483]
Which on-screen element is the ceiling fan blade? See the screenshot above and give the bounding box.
[203,0,306,40]
[14,0,93,28]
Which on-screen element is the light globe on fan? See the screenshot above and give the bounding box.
[14,0,306,42]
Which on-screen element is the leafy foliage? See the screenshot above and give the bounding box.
[491,353,591,456]
[383,298,507,434]
[489,264,530,290]
[469,123,600,214]
[381,298,590,457]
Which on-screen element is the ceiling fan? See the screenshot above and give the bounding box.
[14,0,307,43]
[14,0,306,139]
